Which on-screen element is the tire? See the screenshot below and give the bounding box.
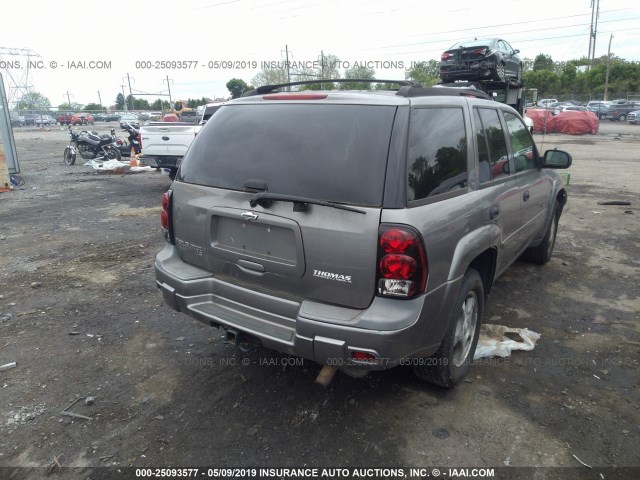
[413,269,484,387]
[493,62,506,82]
[618,114,627,121]
[106,146,122,161]
[63,147,76,165]
[520,202,560,265]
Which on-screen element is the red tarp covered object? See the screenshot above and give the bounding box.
[547,111,599,135]
[525,109,599,135]
[525,109,554,133]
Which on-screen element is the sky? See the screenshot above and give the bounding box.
[1,0,638,109]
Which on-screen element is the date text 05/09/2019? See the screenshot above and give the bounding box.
[134,467,496,478]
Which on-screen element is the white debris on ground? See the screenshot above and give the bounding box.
[84,159,156,174]
[4,404,47,427]
[474,324,541,360]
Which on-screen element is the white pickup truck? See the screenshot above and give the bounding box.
[139,102,226,180]
[139,123,196,180]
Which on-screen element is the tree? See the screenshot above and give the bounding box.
[252,67,288,87]
[533,54,555,72]
[83,103,105,112]
[341,65,375,90]
[115,93,125,110]
[227,78,250,98]
[17,92,51,110]
[151,99,170,110]
[405,60,440,87]
[58,102,83,111]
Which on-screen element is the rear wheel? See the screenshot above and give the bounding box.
[63,147,76,165]
[413,269,484,387]
[106,146,122,161]
[618,114,627,121]
[520,202,560,265]
[493,62,506,82]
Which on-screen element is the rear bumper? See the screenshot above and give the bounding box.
[140,155,182,169]
[154,244,461,370]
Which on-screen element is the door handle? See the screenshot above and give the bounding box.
[523,190,530,201]
[489,205,500,220]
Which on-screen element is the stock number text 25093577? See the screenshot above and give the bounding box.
[134,60,199,69]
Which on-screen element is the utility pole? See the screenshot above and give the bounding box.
[126,73,134,110]
[603,34,613,101]
[65,91,72,109]
[120,84,128,111]
[97,91,102,110]
[588,0,600,69]
[163,75,173,109]
[285,44,291,86]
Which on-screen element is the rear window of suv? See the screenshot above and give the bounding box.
[178,104,397,206]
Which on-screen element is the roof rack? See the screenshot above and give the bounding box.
[395,85,491,99]
[243,79,421,96]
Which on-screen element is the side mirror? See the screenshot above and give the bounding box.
[541,149,572,168]
[513,49,520,54]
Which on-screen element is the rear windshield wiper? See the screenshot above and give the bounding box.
[249,192,366,214]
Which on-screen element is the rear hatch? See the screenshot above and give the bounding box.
[140,125,195,157]
[172,101,399,309]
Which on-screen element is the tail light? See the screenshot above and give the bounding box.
[161,190,175,244]
[473,48,487,56]
[441,52,452,61]
[376,225,427,298]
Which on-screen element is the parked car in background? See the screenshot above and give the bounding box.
[24,114,38,126]
[194,101,226,136]
[56,112,75,125]
[538,99,558,108]
[71,113,94,125]
[103,113,119,122]
[119,114,140,128]
[138,112,150,121]
[34,115,57,126]
[440,38,523,84]
[10,113,25,127]
[586,101,611,119]
[557,105,588,114]
[92,113,106,122]
[627,110,640,124]
[606,102,639,121]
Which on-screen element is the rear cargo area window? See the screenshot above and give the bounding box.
[178,104,397,206]
[407,107,467,200]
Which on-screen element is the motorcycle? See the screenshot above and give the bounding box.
[63,125,122,165]
[110,122,141,157]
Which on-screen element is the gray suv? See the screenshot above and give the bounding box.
[155,80,571,387]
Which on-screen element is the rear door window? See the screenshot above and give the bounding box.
[407,107,467,200]
[475,108,510,181]
[179,104,397,206]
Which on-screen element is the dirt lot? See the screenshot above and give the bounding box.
[0,121,639,479]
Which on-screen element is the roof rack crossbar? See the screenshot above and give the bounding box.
[243,79,422,96]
